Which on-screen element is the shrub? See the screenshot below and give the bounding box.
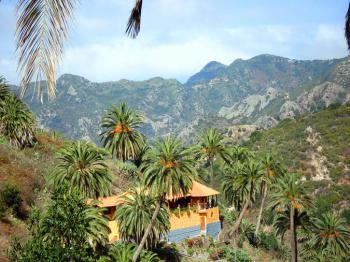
[239,219,255,246]
[208,246,252,262]
[109,242,160,262]
[0,200,6,219]
[341,209,350,224]
[208,248,225,260]
[258,231,279,251]
[221,208,237,225]
[0,183,22,218]
[186,236,204,248]
[223,247,252,262]
[187,248,194,256]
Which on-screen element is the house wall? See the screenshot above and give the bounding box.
[108,220,119,243]
[167,206,221,243]
[106,204,221,244]
[206,221,221,239]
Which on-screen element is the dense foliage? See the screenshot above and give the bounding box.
[51,141,113,198]
[115,187,170,248]
[100,103,145,161]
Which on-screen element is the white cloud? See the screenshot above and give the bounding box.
[60,33,249,82]
[57,22,348,83]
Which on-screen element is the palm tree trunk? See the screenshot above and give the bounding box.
[132,200,162,262]
[230,196,250,236]
[254,185,268,240]
[209,157,214,184]
[290,205,297,262]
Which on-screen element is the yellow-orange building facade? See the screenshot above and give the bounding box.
[93,181,221,243]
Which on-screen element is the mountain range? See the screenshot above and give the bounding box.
[21,54,350,144]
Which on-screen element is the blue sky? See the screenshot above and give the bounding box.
[0,0,349,84]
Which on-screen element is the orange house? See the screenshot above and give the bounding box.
[93,181,221,243]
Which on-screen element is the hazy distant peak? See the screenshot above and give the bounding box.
[186,61,227,86]
[201,61,227,71]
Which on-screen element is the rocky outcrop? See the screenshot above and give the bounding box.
[227,125,262,144]
[297,82,346,110]
[304,126,330,181]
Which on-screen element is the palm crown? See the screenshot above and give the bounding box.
[51,141,113,199]
[0,94,35,147]
[100,103,145,162]
[0,77,10,101]
[115,187,170,248]
[141,137,197,198]
[198,128,229,183]
[311,212,350,258]
[269,174,311,211]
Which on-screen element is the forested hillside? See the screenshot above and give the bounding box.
[245,104,350,215]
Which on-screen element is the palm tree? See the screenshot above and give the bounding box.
[14,0,144,99]
[133,137,197,262]
[0,94,35,147]
[228,146,252,164]
[198,128,229,183]
[0,77,10,101]
[269,174,312,262]
[222,160,263,236]
[310,212,350,259]
[82,202,111,247]
[273,207,312,243]
[115,187,170,249]
[100,103,145,162]
[254,154,285,241]
[108,242,161,262]
[222,163,246,211]
[51,141,113,199]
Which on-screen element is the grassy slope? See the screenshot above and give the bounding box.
[245,104,350,213]
[0,132,65,260]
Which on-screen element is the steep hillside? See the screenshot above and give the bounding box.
[0,132,63,260]
[19,54,350,143]
[245,104,350,213]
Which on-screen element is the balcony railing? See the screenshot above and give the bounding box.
[197,202,217,210]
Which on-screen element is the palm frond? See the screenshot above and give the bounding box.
[346,3,350,50]
[126,0,143,38]
[16,0,77,100]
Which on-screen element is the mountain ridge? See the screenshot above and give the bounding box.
[19,54,350,144]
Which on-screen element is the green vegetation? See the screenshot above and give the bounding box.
[198,128,229,183]
[0,183,22,219]
[246,104,350,213]
[0,81,35,148]
[8,187,109,261]
[134,137,198,261]
[115,187,170,248]
[1,83,350,262]
[51,141,112,198]
[100,103,145,162]
[222,160,264,235]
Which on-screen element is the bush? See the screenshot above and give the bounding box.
[208,246,252,262]
[0,200,6,219]
[0,183,22,218]
[221,208,237,225]
[186,236,204,248]
[187,248,194,256]
[258,231,279,251]
[341,209,350,224]
[223,247,252,262]
[208,248,225,260]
